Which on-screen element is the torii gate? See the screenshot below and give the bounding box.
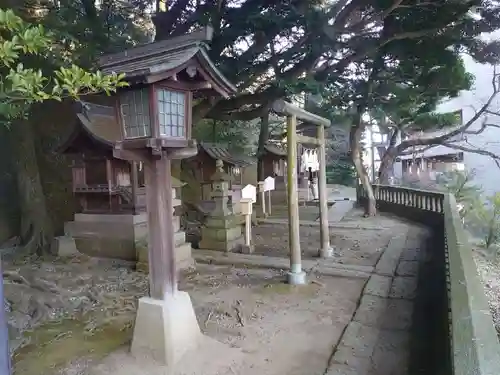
[272,99,333,285]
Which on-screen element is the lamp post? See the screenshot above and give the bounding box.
[97,26,237,365]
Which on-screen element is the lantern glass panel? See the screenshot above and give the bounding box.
[157,89,186,138]
[120,88,151,138]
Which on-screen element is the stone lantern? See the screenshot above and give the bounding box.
[199,159,244,251]
[98,27,237,365]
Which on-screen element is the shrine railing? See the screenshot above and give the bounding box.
[357,184,500,375]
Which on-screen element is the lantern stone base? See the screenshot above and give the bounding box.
[199,215,244,252]
[318,246,335,258]
[287,270,307,285]
[131,292,201,365]
[52,235,79,257]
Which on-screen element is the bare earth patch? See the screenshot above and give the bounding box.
[10,258,364,375]
[265,204,323,221]
[472,249,500,335]
[9,207,409,375]
[253,208,407,267]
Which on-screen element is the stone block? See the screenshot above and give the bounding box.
[389,276,417,299]
[332,345,372,374]
[204,216,241,229]
[381,299,413,330]
[74,237,136,261]
[131,293,201,365]
[364,275,392,298]
[52,236,79,257]
[198,236,245,253]
[326,364,360,375]
[353,295,387,327]
[375,235,406,276]
[370,330,410,375]
[136,238,193,272]
[340,321,379,358]
[200,225,242,243]
[395,260,419,277]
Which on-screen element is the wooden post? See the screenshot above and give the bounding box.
[286,114,306,285]
[144,153,177,299]
[267,190,272,215]
[131,161,138,214]
[0,258,11,375]
[106,158,113,211]
[258,181,266,216]
[244,214,251,246]
[318,124,333,257]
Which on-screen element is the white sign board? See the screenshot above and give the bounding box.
[264,176,275,192]
[241,184,257,203]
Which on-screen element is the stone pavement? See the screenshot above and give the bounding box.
[326,200,355,223]
[326,226,427,375]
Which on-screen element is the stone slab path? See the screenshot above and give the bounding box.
[326,200,355,223]
[326,226,428,375]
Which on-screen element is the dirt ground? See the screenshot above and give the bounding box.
[253,209,408,267]
[9,207,409,375]
[11,261,364,375]
[263,204,325,222]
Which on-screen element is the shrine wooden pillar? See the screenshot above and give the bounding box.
[286,114,303,283]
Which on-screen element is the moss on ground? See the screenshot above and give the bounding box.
[13,319,132,375]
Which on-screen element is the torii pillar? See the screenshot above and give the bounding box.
[272,99,334,286]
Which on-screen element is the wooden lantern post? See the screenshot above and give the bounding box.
[272,100,334,285]
[97,27,237,365]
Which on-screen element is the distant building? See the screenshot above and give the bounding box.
[390,53,500,196]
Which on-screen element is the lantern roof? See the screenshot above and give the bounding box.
[98,27,237,98]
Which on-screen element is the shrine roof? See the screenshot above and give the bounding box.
[199,142,256,167]
[57,101,120,154]
[98,27,236,98]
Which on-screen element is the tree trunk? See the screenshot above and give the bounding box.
[378,129,400,184]
[350,125,376,216]
[11,120,54,255]
[256,111,270,182]
[378,146,397,184]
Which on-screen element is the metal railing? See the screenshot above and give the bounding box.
[358,184,500,375]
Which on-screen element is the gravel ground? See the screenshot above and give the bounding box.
[472,249,500,335]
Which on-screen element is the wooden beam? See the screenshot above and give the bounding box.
[297,135,321,146]
[272,99,331,127]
